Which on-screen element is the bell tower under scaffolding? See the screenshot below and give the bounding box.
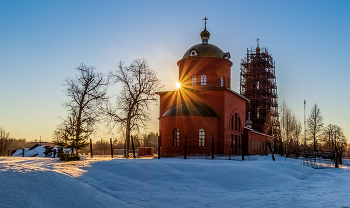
[240,40,281,150]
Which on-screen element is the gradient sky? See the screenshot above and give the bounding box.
[1,0,349,142]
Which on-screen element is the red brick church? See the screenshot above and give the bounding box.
[157,19,272,156]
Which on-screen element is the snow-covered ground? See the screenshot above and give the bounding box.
[1,156,350,208]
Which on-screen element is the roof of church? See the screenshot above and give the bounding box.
[162,101,218,117]
[182,43,224,59]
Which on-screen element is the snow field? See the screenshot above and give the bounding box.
[1,156,350,208]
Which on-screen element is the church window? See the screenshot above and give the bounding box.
[235,114,238,131]
[201,75,206,85]
[173,128,179,147]
[192,75,196,85]
[230,113,241,132]
[199,128,205,147]
[190,49,198,56]
[201,75,207,85]
[231,115,234,130]
[221,76,224,87]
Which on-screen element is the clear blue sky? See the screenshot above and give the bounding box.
[1,0,349,142]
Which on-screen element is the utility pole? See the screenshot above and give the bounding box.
[304,100,306,146]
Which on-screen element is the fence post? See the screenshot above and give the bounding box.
[241,139,245,161]
[90,138,93,158]
[22,149,25,157]
[131,136,136,159]
[110,138,113,158]
[184,135,187,159]
[212,134,214,159]
[268,142,275,161]
[229,136,233,160]
[158,135,161,159]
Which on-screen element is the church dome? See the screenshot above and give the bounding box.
[182,43,224,59]
[181,18,231,60]
[200,28,210,39]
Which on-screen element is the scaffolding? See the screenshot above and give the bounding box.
[240,46,281,151]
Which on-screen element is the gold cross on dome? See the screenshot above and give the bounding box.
[203,17,208,26]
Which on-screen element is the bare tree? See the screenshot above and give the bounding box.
[0,127,12,156]
[279,101,302,155]
[291,116,302,153]
[307,104,324,151]
[333,125,347,150]
[322,124,336,151]
[61,64,109,156]
[105,59,163,158]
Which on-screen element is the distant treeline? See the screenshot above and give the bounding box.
[278,102,347,157]
[0,127,31,156]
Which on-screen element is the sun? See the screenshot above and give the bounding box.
[176,82,181,89]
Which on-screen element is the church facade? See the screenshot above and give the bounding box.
[157,20,272,156]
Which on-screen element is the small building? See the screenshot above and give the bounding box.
[157,19,272,156]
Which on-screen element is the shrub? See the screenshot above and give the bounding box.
[57,153,80,162]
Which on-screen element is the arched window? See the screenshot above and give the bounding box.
[192,75,196,85]
[199,128,205,147]
[221,76,224,87]
[173,128,179,146]
[238,118,241,132]
[235,113,238,131]
[231,113,241,132]
[201,75,206,85]
[231,115,234,130]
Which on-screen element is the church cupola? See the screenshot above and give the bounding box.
[246,112,253,128]
[200,17,210,44]
[256,38,260,54]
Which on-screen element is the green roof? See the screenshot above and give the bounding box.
[182,44,224,59]
[162,101,217,117]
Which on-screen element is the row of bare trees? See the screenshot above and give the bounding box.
[79,132,159,155]
[279,101,303,154]
[278,101,347,155]
[0,127,30,156]
[54,59,163,160]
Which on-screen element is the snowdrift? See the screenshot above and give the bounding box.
[12,145,70,158]
[1,156,350,207]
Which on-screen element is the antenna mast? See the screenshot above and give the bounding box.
[304,100,306,146]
